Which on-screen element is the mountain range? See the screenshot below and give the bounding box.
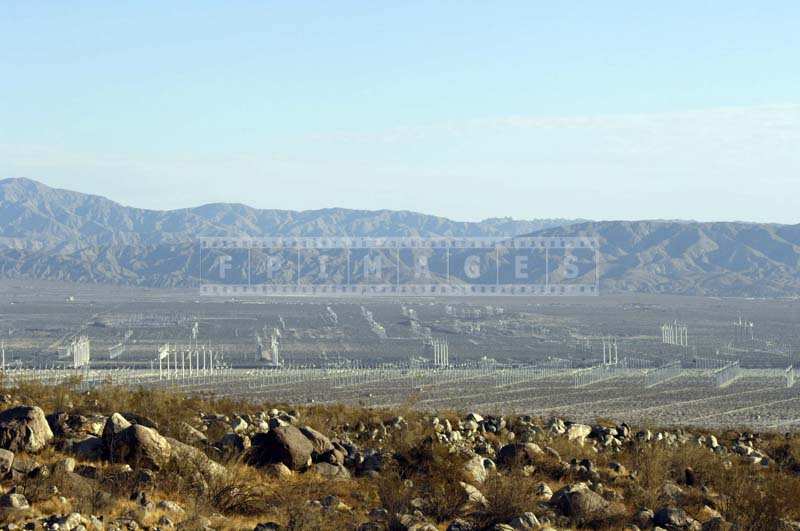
[1,177,799,297]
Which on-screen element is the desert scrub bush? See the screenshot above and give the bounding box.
[153,454,272,518]
[474,471,539,528]
[619,442,674,510]
[269,475,365,531]
[207,477,273,515]
[690,456,800,530]
[416,444,470,522]
[374,464,414,531]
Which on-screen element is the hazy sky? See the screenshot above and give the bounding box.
[1,2,799,223]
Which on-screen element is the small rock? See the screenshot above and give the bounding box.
[508,512,540,529]
[653,507,699,529]
[0,448,14,476]
[158,500,185,516]
[0,492,29,509]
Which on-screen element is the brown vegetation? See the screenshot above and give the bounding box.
[1,379,800,530]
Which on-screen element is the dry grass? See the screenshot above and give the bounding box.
[3,380,800,530]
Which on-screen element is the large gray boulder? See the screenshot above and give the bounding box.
[299,425,334,455]
[69,435,105,461]
[248,426,314,470]
[551,482,611,520]
[167,437,226,479]
[0,405,54,453]
[215,432,251,455]
[102,412,132,447]
[179,422,208,445]
[109,424,171,470]
[497,443,543,466]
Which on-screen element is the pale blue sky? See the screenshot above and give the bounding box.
[1,2,799,222]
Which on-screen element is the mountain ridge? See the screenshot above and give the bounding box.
[1,178,799,296]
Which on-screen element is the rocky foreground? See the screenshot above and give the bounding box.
[0,383,798,530]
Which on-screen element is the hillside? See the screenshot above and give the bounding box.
[0,381,798,530]
[534,221,800,297]
[1,178,800,296]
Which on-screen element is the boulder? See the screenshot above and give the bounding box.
[54,512,85,530]
[534,482,553,501]
[52,457,76,474]
[57,471,109,506]
[46,411,71,437]
[248,426,314,470]
[102,412,132,446]
[466,413,484,423]
[317,447,346,466]
[0,405,54,453]
[653,507,700,529]
[0,492,29,509]
[312,462,351,480]
[168,437,226,479]
[179,422,208,445]
[634,508,654,528]
[459,481,488,512]
[10,454,40,479]
[0,448,13,477]
[158,500,186,516]
[508,512,540,529]
[109,424,171,470]
[446,519,474,531]
[463,454,489,484]
[300,426,334,455]
[231,416,249,433]
[609,461,628,476]
[659,481,687,504]
[263,462,293,478]
[697,504,721,522]
[566,423,592,444]
[69,435,105,461]
[216,433,251,454]
[497,443,543,466]
[122,412,159,429]
[551,482,610,520]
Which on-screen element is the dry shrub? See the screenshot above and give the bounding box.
[375,466,413,530]
[683,452,800,529]
[156,454,275,518]
[475,471,538,528]
[208,479,272,515]
[272,477,363,531]
[421,445,470,522]
[621,443,675,509]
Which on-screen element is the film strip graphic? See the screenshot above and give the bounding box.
[199,236,600,297]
